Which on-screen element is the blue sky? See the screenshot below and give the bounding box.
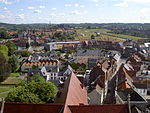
[0,0,150,24]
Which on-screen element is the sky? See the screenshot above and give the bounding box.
[0,0,150,24]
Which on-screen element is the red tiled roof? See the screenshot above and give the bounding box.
[55,72,88,113]
[3,103,64,113]
[68,104,129,113]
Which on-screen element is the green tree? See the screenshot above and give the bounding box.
[70,63,78,71]
[6,81,58,103]
[26,42,30,49]
[6,86,42,103]
[21,51,32,57]
[8,55,20,72]
[32,65,38,70]
[0,53,11,82]
[27,82,58,103]
[6,40,16,56]
[0,45,8,60]
[30,74,45,83]
[91,34,95,39]
[0,31,7,39]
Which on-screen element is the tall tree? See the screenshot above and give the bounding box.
[0,31,7,39]
[0,53,11,82]
[6,40,16,56]
[0,45,9,60]
[26,42,30,49]
[8,55,20,72]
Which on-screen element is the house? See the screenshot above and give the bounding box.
[21,55,60,72]
[28,65,73,86]
[116,60,148,112]
[46,41,80,51]
[3,72,135,113]
[88,59,117,104]
[55,72,88,113]
[81,39,120,50]
[122,46,137,58]
[41,66,60,81]
[133,83,148,96]
[116,88,147,112]
[88,84,103,104]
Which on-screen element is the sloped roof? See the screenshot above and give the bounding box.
[55,72,88,113]
[117,88,146,101]
[3,103,64,113]
[68,104,129,113]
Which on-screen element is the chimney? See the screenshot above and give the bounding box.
[127,94,131,113]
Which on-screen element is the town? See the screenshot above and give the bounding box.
[0,23,150,113]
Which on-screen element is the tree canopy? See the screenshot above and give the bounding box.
[0,53,11,82]
[6,40,16,56]
[6,79,58,103]
[0,45,8,60]
[29,74,46,83]
[8,54,20,72]
[20,51,32,57]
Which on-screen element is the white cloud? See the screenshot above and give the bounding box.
[95,4,99,6]
[52,8,56,10]
[50,13,56,16]
[16,14,25,19]
[140,8,150,16]
[65,4,72,7]
[125,0,150,4]
[3,7,8,11]
[83,10,88,14]
[59,13,66,16]
[28,6,35,10]
[71,10,80,15]
[71,10,88,15]
[80,5,85,8]
[19,9,24,11]
[114,2,128,7]
[34,9,41,13]
[88,0,99,3]
[65,4,85,8]
[0,14,5,19]
[39,5,45,8]
[0,0,12,5]
[74,3,79,7]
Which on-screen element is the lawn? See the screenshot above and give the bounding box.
[76,29,144,41]
[10,73,21,77]
[0,93,8,98]
[1,78,22,84]
[0,87,13,93]
[0,87,14,98]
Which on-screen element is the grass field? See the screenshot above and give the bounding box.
[1,78,22,84]
[76,29,144,41]
[10,73,21,77]
[0,75,22,98]
[0,87,13,93]
[0,93,8,98]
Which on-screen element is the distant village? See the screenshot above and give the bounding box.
[1,28,150,113]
